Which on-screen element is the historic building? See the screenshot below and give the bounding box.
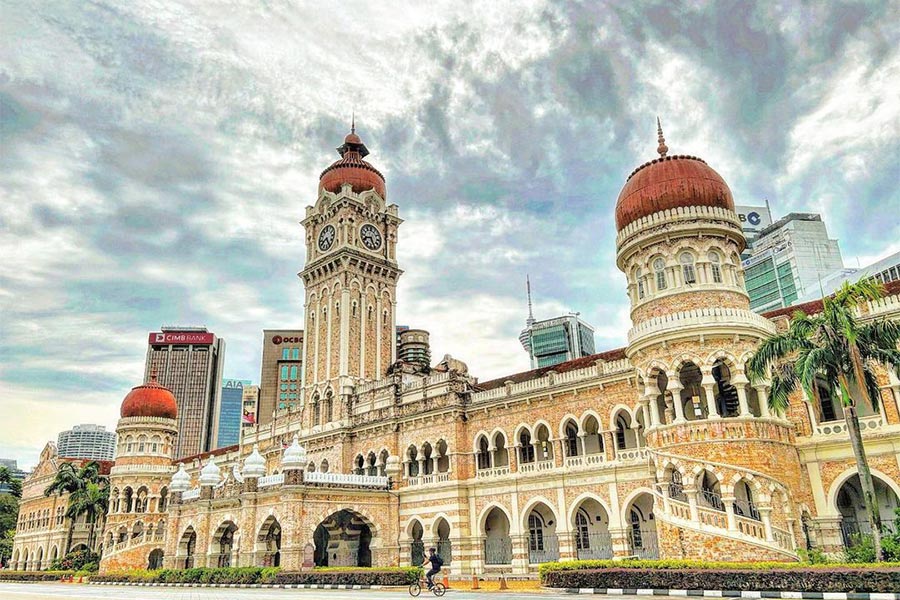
[8,445,112,570]
[11,122,900,574]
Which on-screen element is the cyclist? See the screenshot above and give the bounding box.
[421,546,443,590]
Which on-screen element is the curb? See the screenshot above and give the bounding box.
[89,581,385,589]
[562,589,900,600]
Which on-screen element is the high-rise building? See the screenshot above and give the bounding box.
[0,459,27,494]
[734,203,773,257]
[797,250,900,303]
[258,330,303,424]
[145,326,225,458]
[56,424,116,461]
[216,379,250,448]
[518,277,597,369]
[742,213,844,313]
[240,384,260,441]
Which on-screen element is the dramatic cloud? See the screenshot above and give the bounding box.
[2,1,899,467]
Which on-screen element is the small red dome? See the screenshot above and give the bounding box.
[120,379,177,420]
[319,128,386,198]
[615,155,734,232]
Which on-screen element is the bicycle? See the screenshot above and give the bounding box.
[408,575,445,597]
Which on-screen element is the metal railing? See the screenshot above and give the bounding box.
[483,537,512,565]
[436,540,452,565]
[841,518,898,548]
[410,540,424,566]
[699,489,725,511]
[627,527,659,559]
[732,499,761,521]
[575,531,613,560]
[528,534,559,564]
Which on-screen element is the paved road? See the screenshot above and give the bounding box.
[1,582,639,600]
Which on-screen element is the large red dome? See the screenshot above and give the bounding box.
[120,379,177,420]
[615,122,734,232]
[319,130,386,198]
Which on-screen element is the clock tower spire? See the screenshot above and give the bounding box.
[299,125,402,425]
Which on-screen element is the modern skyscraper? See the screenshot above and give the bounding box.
[0,459,27,494]
[518,277,596,369]
[797,250,900,303]
[145,326,225,458]
[734,203,773,257]
[56,424,116,461]
[742,213,844,313]
[258,330,303,425]
[216,379,250,448]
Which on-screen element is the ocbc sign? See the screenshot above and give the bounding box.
[272,335,302,345]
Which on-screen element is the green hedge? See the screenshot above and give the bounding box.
[0,571,74,582]
[539,561,900,593]
[275,567,421,586]
[91,567,279,584]
[90,566,420,586]
[538,559,900,576]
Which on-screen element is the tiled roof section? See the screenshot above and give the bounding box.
[61,458,115,475]
[762,279,900,320]
[174,444,240,465]
[476,348,627,392]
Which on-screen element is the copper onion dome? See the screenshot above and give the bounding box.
[318,120,386,198]
[120,375,178,420]
[615,118,735,232]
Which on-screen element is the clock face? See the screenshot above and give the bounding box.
[360,224,382,251]
[318,225,335,251]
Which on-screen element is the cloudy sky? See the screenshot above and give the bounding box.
[2,1,899,468]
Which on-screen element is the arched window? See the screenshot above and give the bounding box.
[565,422,580,457]
[319,459,329,473]
[708,251,722,283]
[575,509,590,551]
[653,258,667,290]
[680,252,696,284]
[323,393,333,423]
[635,268,645,299]
[519,429,535,464]
[280,365,289,380]
[615,415,629,450]
[313,396,321,426]
[407,446,419,477]
[125,435,134,453]
[527,513,545,552]
[138,435,147,453]
[158,487,168,512]
[476,436,491,470]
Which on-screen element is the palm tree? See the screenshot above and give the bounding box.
[747,278,900,561]
[44,461,103,555]
[66,482,109,551]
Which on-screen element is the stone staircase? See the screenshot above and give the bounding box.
[649,449,799,560]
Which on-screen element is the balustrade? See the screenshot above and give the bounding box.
[181,488,200,501]
[258,474,284,488]
[813,414,883,437]
[475,466,510,479]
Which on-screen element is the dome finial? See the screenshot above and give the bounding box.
[656,116,668,158]
[351,110,355,134]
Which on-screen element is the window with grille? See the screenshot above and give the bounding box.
[708,251,722,283]
[680,252,696,284]
[654,258,667,290]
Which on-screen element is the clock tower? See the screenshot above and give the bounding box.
[299,125,402,422]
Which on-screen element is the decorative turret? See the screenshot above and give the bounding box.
[282,435,306,485]
[199,458,220,499]
[170,462,191,500]
[243,444,266,478]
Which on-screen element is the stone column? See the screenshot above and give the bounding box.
[723,495,737,531]
[732,373,751,417]
[754,383,772,419]
[645,390,661,427]
[577,432,587,457]
[700,368,720,419]
[667,377,686,423]
[685,485,699,522]
[760,507,774,541]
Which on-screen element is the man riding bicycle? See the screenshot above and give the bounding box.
[421,546,443,589]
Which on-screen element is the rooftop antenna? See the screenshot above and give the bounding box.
[526,275,536,326]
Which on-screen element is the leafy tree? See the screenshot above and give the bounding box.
[44,461,104,555]
[0,530,15,567]
[748,278,900,561]
[0,466,22,498]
